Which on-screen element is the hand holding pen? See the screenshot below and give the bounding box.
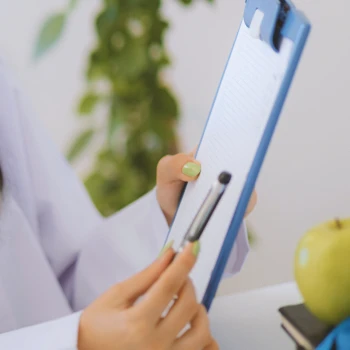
[159,171,231,321]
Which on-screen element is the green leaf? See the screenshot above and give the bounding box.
[95,5,118,39]
[150,18,169,44]
[68,0,78,12]
[67,129,94,161]
[178,0,193,5]
[33,13,66,60]
[152,87,179,119]
[107,107,123,144]
[114,40,149,79]
[78,93,100,115]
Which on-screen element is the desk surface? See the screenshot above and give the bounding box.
[210,282,303,349]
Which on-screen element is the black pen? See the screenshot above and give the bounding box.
[177,171,232,253]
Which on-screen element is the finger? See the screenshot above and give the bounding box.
[135,241,200,323]
[188,145,198,157]
[204,340,220,350]
[172,305,213,350]
[107,246,175,308]
[158,279,199,339]
[244,189,257,217]
[157,153,201,185]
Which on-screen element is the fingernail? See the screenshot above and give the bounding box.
[192,241,201,257]
[182,162,201,177]
[158,240,174,258]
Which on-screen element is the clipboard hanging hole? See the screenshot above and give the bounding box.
[249,9,264,39]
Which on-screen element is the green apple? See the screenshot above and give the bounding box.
[294,218,350,325]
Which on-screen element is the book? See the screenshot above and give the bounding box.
[278,304,334,349]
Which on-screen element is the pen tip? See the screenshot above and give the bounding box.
[219,172,232,185]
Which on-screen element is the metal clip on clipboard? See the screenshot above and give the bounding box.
[244,0,292,51]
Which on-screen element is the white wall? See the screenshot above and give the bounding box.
[1,0,350,295]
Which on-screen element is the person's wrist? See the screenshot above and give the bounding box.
[77,310,89,350]
[156,192,173,226]
[162,208,173,226]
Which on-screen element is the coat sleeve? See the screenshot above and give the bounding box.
[0,312,82,350]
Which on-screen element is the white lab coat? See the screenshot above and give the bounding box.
[0,60,249,349]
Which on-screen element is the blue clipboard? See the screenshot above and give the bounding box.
[202,0,311,310]
[164,0,311,311]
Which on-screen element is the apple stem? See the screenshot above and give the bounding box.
[335,218,342,229]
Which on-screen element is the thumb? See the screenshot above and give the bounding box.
[109,244,175,308]
[189,145,198,157]
[157,151,201,186]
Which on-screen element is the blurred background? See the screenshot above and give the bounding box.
[1,0,350,296]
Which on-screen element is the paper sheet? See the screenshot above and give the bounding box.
[165,20,294,301]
